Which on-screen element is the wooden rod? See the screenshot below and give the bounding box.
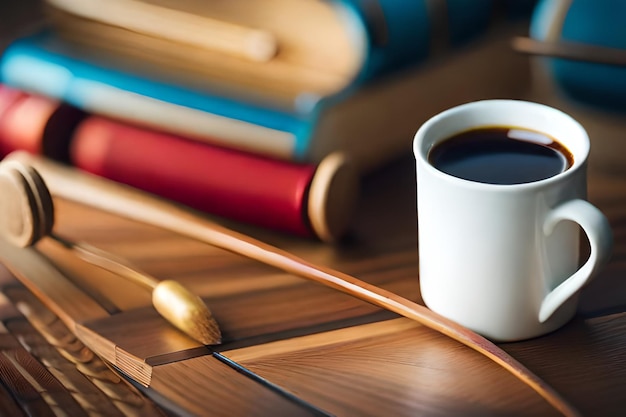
[512,36,626,67]
[50,233,157,291]
[6,152,581,417]
[47,0,279,62]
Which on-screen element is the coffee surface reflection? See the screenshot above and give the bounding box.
[428,127,573,185]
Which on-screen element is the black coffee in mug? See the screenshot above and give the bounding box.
[428,127,574,185]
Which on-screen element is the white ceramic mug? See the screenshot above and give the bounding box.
[414,99,613,342]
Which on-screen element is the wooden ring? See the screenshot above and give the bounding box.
[0,160,54,247]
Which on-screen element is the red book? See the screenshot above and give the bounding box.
[0,84,84,160]
[0,86,358,241]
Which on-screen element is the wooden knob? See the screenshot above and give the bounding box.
[0,160,54,248]
[308,152,359,242]
[0,157,222,345]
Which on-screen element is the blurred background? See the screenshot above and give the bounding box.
[1,0,624,239]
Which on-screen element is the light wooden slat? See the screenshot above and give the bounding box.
[0,240,109,328]
[0,241,206,386]
[149,354,324,417]
[0,268,169,416]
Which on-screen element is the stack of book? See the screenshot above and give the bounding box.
[0,0,535,240]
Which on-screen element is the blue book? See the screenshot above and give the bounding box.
[530,0,626,111]
[1,31,315,161]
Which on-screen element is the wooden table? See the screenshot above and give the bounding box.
[1,2,625,415]
[0,148,624,417]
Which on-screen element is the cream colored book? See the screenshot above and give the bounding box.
[44,0,369,106]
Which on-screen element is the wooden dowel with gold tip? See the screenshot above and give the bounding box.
[0,157,220,345]
[3,151,581,417]
[50,234,221,346]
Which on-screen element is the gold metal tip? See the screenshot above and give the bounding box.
[152,280,222,345]
[53,236,222,344]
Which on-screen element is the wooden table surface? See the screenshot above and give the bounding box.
[0,147,624,417]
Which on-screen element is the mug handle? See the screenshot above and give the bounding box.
[539,199,613,323]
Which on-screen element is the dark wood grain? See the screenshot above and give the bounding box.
[0,337,58,417]
[0,266,170,417]
[37,233,400,347]
[502,313,626,417]
[223,318,561,417]
[4,348,89,417]
[149,354,326,417]
[578,173,626,317]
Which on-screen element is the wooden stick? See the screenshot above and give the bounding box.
[50,234,221,345]
[0,158,221,346]
[512,36,626,67]
[47,0,278,62]
[6,152,582,417]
